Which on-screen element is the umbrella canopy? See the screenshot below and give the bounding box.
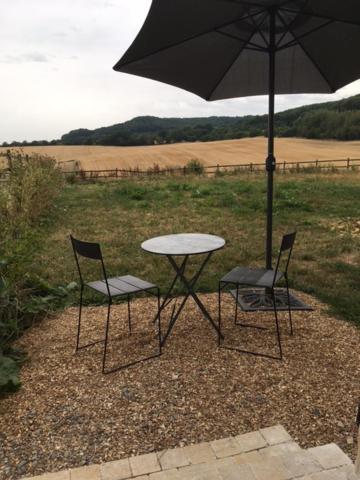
[114,0,360,267]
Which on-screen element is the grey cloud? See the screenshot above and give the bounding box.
[1,52,50,64]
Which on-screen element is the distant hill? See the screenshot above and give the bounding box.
[4,94,360,147]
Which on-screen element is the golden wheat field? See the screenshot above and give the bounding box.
[2,137,360,171]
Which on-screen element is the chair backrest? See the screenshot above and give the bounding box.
[70,235,109,290]
[273,231,297,284]
[70,235,102,260]
[280,232,296,252]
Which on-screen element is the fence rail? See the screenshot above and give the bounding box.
[61,157,360,180]
[0,157,359,181]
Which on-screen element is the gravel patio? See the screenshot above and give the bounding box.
[1,291,359,480]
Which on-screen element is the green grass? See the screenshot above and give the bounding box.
[34,172,360,325]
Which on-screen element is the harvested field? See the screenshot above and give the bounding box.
[2,137,360,171]
[1,292,359,480]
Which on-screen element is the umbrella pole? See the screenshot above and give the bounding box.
[266,8,276,271]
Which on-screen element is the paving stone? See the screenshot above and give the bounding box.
[30,472,71,480]
[259,425,292,445]
[310,468,348,480]
[100,459,131,480]
[214,457,235,468]
[149,469,180,479]
[71,465,100,480]
[180,458,234,478]
[130,453,161,477]
[210,437,243,458]
[158,448,189,470]
[235,431,268,452]
[337,465,358,480]
[309,444,352,470]
[217,463,256,480]
[232,450,263,465]
[280,451,323,477]
[178,463,220,480]
[250,457,292,480]
[182,472,220,480]
[183,442,215,464]
[260,442,301,458]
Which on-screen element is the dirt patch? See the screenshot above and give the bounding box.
[328,218,360,238]
[1,292,359,479]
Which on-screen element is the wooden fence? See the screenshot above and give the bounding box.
[62,157,360,181]
[0,157,359,181]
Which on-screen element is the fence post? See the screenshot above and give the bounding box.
[316,159,319,169]
[283,161,286,173]
[347,158,350,170]
[116,168,118,178]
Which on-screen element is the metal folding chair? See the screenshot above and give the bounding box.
[218,232,297,360]
[70,235,161,373]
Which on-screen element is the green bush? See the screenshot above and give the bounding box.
[185,159,205,175]
[0,150,70,395]
[0,260,77,396]
[0,149,64,240]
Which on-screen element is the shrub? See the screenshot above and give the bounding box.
[0,150,69,395]
[185,159,205,175]
[65,172,78,184]
[0,149,64,240]
[0,260,77,396]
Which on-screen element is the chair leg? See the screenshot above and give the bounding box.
[234,284,239,325]
[76,286,84,352]
[127,295,132,334]
[285,277,294,336]
[102,300,112,374]
[218,283,222,347]
[271,289,283,360]
[157,288,162,356]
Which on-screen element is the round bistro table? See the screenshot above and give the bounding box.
[141,233,225,347]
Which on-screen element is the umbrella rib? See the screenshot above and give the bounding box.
[281,7,360,28]
[247,9,269,48]
[220,0,271,8]
[277,19,334,52]
[222,0,292,9]
[115,9,266,69]
[205,41,249,101]
[275,7,305,49]
[215,30,267,51]
[277,10,335,92]
[275,0,319,50]
[206,3,273,101]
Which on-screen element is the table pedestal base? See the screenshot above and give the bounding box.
[156,253,224,347]
[231,288,313,312]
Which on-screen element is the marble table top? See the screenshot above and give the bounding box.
[141,233,226,256]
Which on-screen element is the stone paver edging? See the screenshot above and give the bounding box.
[23,426,356,480]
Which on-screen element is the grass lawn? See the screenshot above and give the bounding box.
[35,171,360,325]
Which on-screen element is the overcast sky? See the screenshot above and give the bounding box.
[2,0,360,143]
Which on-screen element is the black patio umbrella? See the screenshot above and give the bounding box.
[114,0,360,271]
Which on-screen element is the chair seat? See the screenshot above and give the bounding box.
[221,266,283,289]
[87,275,156,297]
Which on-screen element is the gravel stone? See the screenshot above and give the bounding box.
[1,292,359,480]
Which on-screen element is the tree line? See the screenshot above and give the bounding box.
[3,94,360,147]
